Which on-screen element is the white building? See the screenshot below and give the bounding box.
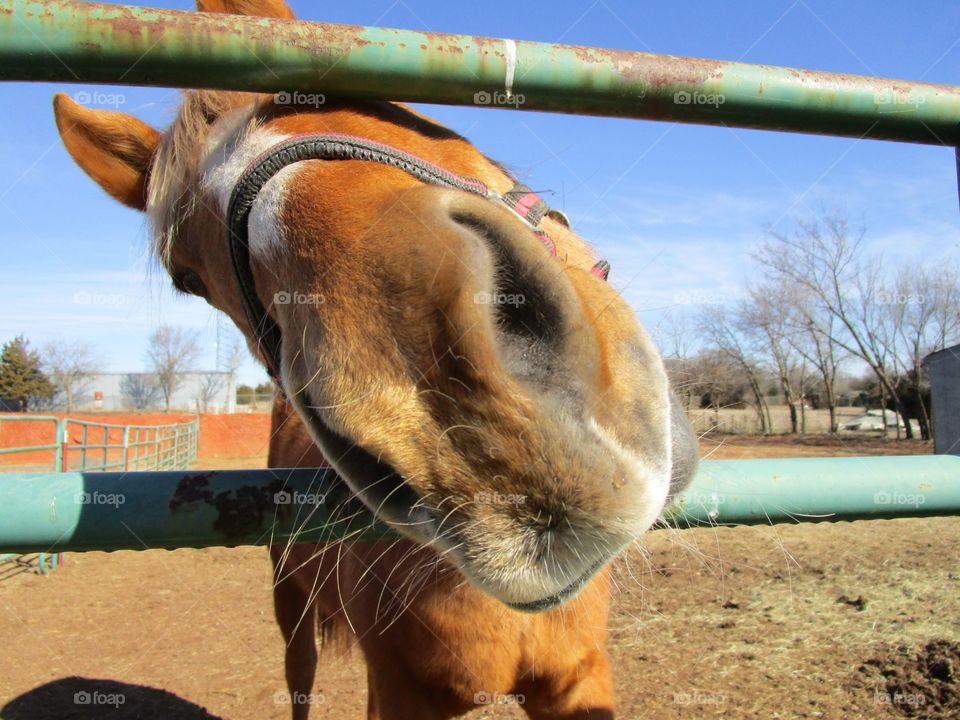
[63,371,235,413]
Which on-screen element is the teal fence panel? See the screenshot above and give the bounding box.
[0,415,200,572]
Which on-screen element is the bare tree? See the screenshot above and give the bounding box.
[928,267,960,349]
[653,310,698,411]
[740,283,806,433]
[888,263,960,440]
[222,334,247,414]
[684,349,758,433]
[755,212,917,438]
[120,373,162,410]
[788,296,844,433]
[42,340,100,411]
[698,305,771,434]
[196,373,226,412]
[146,326,201,412]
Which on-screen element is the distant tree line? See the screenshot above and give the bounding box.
[0,324,251,412]
[235,382,275,406]
[662,210,959,440]
[0,336,55,411]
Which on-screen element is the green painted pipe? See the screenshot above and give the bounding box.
[1,1,959,145]
[0,455,956,553]
[0,466,389,552]
[666,455,960,526]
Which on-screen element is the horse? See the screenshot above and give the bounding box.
[51,1,699,717]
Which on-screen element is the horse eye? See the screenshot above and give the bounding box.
[173,269,208,298]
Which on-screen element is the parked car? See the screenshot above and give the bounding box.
[838,409,920,434]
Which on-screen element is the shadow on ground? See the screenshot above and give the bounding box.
[2,677,222,719]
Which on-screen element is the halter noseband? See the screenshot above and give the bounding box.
[226,132,610,385]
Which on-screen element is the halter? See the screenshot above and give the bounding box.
[226,132,610,385]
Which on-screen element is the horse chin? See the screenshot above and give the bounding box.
[466,552,612,613]
[505,560,606,612]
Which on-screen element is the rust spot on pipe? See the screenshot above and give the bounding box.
[211,480,286,539]
[170,473,287,540]
[169,471,216,510]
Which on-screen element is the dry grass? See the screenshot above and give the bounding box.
[688,404,868,435]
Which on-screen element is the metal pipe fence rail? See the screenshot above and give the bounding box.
[0,415,64,471]
[0,553,62,577]
[1,1,959,146]
[0,418,64,572]
[63,417,201,471]
[0,415,199,569]
[0,456,957,554]
[0,415,199,473]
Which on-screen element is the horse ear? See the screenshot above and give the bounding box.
[52,93,161,211]
[196,0,295,19]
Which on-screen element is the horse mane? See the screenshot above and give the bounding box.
[148,90,260,266]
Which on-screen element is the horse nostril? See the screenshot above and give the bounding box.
[449,209,567,348]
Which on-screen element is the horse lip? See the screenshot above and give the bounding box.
[503,555,609,613]
[299,395,438,541]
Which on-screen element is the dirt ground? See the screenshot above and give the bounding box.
[2,435,958,719]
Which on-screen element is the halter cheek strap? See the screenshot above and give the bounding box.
[226,132,611,385]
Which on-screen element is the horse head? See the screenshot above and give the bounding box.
[52,0,698,611]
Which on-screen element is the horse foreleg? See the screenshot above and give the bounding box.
[271,547,320,720]
[364,662,458,720]
[520,649,616,720]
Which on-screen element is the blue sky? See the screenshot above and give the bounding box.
[1,0,958,386]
